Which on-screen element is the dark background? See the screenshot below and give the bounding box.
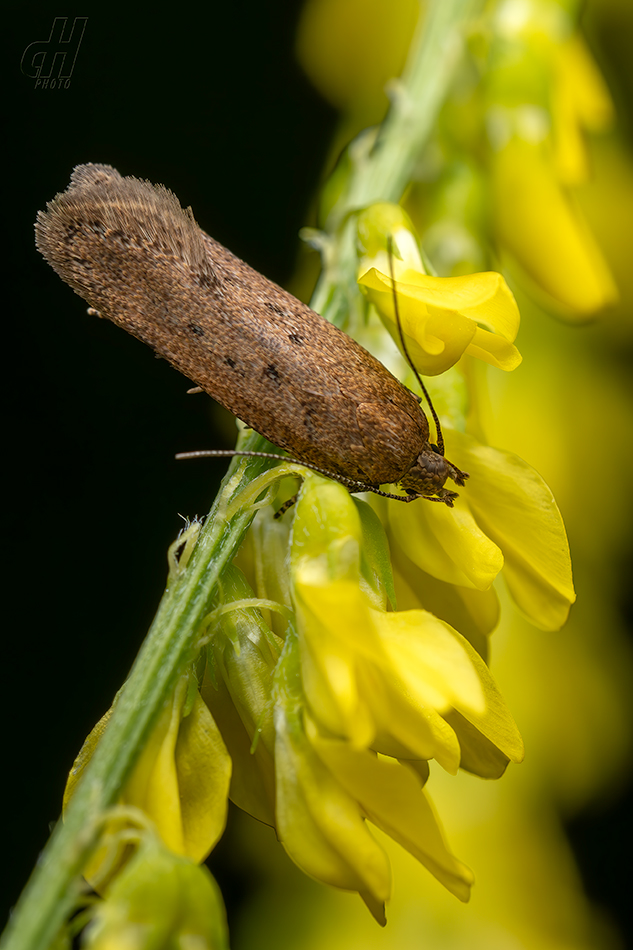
[2,1,631,946]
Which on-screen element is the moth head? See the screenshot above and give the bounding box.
[400,445,468,506]
[401,444,450,493]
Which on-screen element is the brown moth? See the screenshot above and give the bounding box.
[35,163,467,505]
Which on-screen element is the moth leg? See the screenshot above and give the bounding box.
[445,459,469,487]
[406,487,460,507]
[274,494,298,519]
[428,488,459,507]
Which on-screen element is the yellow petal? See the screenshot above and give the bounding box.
[444,628,525,765]
[134,691,187,855]
[493,137,618,316]
[368,684,462,775]
[371,608,485,716]
[275,702,391,903]
[390,542,500,653]
[307,721,474,903]
[397,269,520,341]
[66,676,231,877]
[359,265,521,376]
[294,567,470,772]
[355,651,463,774]
[442,709,512,779]
[562,35,614,132]
[388,490,504,591]
[293,574,378,746]
[466,325,522,371]
[174,693,232,862]
[359,267,476,375]
[552,34,614,186]
[449,430,576,630]
[290,473,364,582]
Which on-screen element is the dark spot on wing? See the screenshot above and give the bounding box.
[192,268,216,289]
[265,301,286,317]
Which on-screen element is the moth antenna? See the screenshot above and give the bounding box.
[386,236,445,456]
[175,449,421,503]
[176,449,364,490]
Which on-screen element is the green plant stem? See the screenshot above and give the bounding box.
[1,3,479,948]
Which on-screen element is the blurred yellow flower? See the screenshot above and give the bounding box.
[552,33,615,186]
[295,0,420,121]
[484,8,619,316]
[491,134,618,316]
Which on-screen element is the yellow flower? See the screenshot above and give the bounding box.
[483,9,618,316]
[552,33,615,187]
[290,473,524,774]
[65,672,231,886]
[356,203,521,375]
[83,832,229,950]
[274,674,476,923]
[272,628,477,922]
[295,0,420,121]
[388,536,501,660]
[491,134,618,316]
[386,428,576,631]
[273,669,393,923]
[305,715,474,901]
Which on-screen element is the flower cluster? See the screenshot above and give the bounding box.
[483,4,618,316]
[205,471,528,921]
[410,0,618,316]
[69,469,527,924]
[298,0,618,318]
